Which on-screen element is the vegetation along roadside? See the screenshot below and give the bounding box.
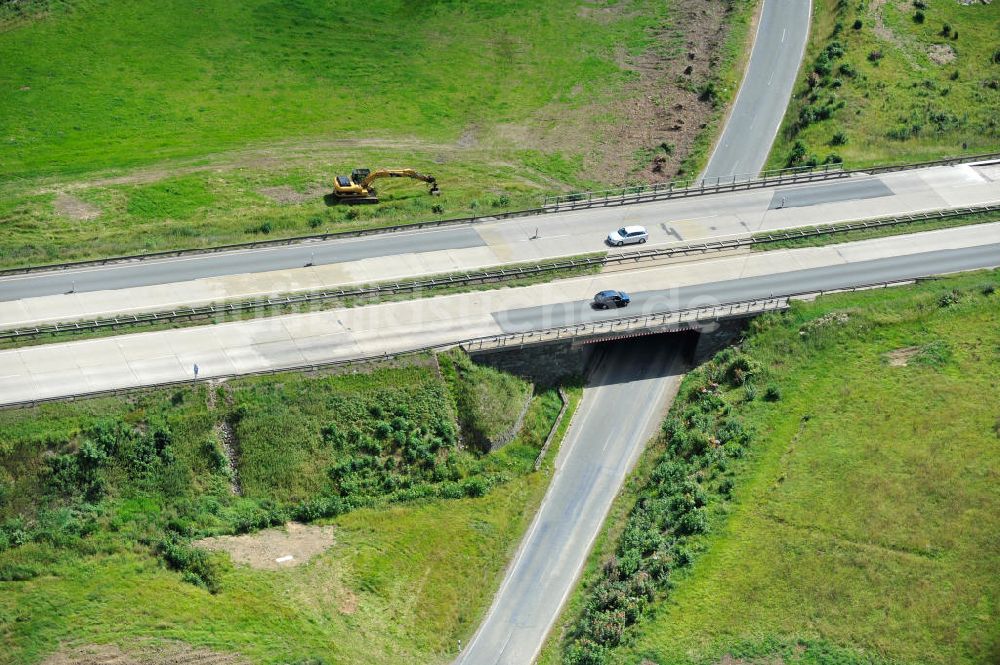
[767,0,1000,169]
[0,353,582,664]
[0,0,758,269]
[539,268,1000,665]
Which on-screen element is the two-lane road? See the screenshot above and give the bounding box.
[457,340,685,664]
[702,0,811,180]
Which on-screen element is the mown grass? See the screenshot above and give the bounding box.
[767,0,1000,169]
[0,151,555,269]
[543,269,1000,665]
[0,0,661,180]
[751,210,1000,250]
[0,355,581,664]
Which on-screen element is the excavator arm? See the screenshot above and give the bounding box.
[331,167,440,203]
[359,168,437,190]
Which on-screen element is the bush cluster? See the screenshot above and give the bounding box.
[156,535,229,593]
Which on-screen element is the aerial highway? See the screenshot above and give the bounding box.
[3,224,997,405]
[1,160,998,329]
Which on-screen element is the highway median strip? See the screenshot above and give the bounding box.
[2,203,998,348]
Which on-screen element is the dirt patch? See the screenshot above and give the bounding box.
[887,346,922,366]
[53,193,101,221]
[194,522,335,570]
[338,588,359,614]
[215,417,242,496]
[577,0,638,24]
[41,642,248,665]
[256,183,328,204]
[927,43,956,65]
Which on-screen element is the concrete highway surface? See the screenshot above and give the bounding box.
[494,243,1000,332]
[3,161,999,328]
[702,0,811,180]
[3,223,997,404]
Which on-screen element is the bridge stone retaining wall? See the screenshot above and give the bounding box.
[469,341,593,387]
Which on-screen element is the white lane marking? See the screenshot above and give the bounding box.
[781,28,786,43]
[767,71,774,86]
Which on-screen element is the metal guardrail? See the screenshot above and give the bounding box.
[543,163,846,209]
[2,203,996,342]
[2,277,938,410]
[462,298,791,352]
[542,151,1000,210]
[3,152,998,278]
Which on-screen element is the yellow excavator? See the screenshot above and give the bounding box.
[331,168,440,203]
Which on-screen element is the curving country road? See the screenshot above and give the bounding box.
[457,1,814,663]
[702,0,812,180]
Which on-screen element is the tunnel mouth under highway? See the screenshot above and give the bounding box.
[582,330,701,388]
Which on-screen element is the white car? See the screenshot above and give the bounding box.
[606,225,648,247]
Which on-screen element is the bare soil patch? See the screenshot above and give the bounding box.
[927,43,956,65]
[41,642,248,665]
[257,184,328,204]
[53,193,101,221]
[887,346,922,366]
[194,522,336,569]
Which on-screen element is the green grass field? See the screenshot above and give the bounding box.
[0,0,757,268]
[767,0,1000,169]
[0,355,581,664]
[542,269,1000,665]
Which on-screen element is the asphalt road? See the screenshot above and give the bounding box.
[492,243,1000,332]
[458,1,814,662]
[456,340,685,665]
[0,227,485,300]
[701,0,812,180]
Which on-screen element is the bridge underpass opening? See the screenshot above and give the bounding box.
[580,330,700,388]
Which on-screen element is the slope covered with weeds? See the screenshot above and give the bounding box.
[0,355,576,664]
[549,269,1000,665]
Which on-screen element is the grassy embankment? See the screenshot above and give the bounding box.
[0,354,581,664]
[767,0,999,169]
[0,0,756,269]
[540,268,1000,665]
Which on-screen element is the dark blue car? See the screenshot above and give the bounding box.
[592,290,631,309]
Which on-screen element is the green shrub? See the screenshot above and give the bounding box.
[764,384,782,402]
[0,563,39,581]
[156,535,228,593]
[913,11,925,24]
[830,131,848,146]
[938,290,962,307]
[852,19,862,30]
